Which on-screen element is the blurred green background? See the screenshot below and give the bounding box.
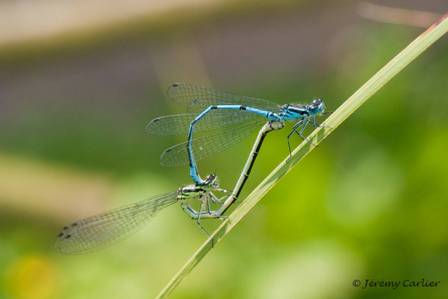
[0,1,447,298]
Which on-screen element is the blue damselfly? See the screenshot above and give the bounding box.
[147,83,327,185]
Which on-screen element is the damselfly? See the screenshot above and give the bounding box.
[147,83,327,185]
[55,174,226,254]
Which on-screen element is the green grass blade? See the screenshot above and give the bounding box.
[156,13,448,299]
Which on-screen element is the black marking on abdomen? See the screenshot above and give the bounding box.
[235,176,249,198]
[235,132,268,198]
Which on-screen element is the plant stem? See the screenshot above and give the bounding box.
[156,13,448,299]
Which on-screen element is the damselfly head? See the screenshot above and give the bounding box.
[309,98,325,115]
[204,173,220,188]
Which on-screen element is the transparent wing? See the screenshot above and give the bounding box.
[146,110,261,136]
[167,82,280,112]
[55,192,178,254]
[146,113,195,135]
[160,117,267,167]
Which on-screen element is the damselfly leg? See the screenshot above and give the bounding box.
[288,119,304,155]
[197,197,210,235]
[287,117,319,155]
[180,187,228,235]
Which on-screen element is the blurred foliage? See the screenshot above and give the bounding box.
[0,1,447,299]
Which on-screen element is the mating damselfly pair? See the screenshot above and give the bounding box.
[55,83,327,254]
